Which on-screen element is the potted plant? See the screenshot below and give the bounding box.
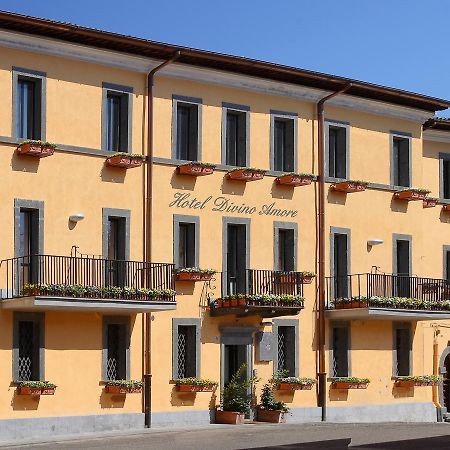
[350,296,368,308]
[227,167,266,182]
[215,364,258,425]
[276,173,315,187]
[105,380,143,394]
[176,377,218,392]
[106,152,145,169]
[331,377,370,389]
[423,197,438,208]
[257,378,289,423]
[394,375,443,387]
[177,162,215,176]
[300,271,316,284]
[332,180,368,193]
[394,188,430,201]
[333,298,352,309]
[17,381,57,396]
[174,268,216,282]
[17,140,56,158]
[273,370,316,391]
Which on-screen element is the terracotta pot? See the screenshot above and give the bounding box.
[105,385,142,394]
[395,380,436,388]
[106,155,144,169]
[222,300,231,308]
[17,387,44,396]
[335,303,351,309]
[17,143,55,158]
[278,383,313,391]
[40,387,56,395]
[177,164,214,176]
[256,409,287,423]
[332,182,366,193]
[351,301,368,308]
[230,298,239,307]
[442,204,450,212]
[237,298,247,306]
[423,198,437,208]
[216,300,223,308]
[176,384,215,392]
[332,382,368,390]
[215,410,245,425]
[227,169,264,182]
[175,272,213,282]
[394,190,427,201]
[301,275,314,284]
[276,175,313,187]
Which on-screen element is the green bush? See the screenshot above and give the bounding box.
[221,364,258,414]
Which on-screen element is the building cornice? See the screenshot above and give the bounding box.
[0,29,433,124]
[423,129,450,144]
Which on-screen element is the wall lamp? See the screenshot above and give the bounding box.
[367,239,384,246]
[69,213,85,223]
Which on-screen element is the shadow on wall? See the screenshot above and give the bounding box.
[170,387,197,407]
[329,387,349,402]
[221,178,246,196]
[271,183,295,200]
[11,152,40,173]
[327,189,347,206]
[170,170,197,191]
[99,390,126,409]
[391,385,415,399]
[440,210,450,224]
[390,197,409,213]
[100,165,127,184]
[11,389,40,411]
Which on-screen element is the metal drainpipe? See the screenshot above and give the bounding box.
[144,51,181,429]
[316,83,352,422]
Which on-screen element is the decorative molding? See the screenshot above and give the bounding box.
[423,129,450,144]
[0,30,434,123]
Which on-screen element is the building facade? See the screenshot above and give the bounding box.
[1,11,450,440]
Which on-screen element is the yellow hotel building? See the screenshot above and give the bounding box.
[2,10,450,440]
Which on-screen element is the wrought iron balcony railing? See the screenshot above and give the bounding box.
[0,255,175,302]
[326,273,450,311]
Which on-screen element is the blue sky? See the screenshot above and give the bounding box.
[1,0,449,116]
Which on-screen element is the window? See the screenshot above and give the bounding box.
[327,125,347,179]
[392,136,410,187]
[19,209,40,285]
[331,324,349,377]
[394,325,411,376]
[174,100,200,161]
[394,235,411,297]
[440,155,450,199]
[103,317,129,381]
[278,229,295,272]
[174,216,199,269]
[445,247,450,283]
[226,223,247,295]
[225,109,247,166]
[172,319,200,379]
[273,116,295,172]
[13,313,44,382]
[17,76,42,140]
[332,229,350,299]
[274,321,298,377]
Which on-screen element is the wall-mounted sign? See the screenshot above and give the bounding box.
[169,192,298,218]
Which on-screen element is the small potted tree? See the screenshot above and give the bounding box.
[176,377,218,392]
[177,162,215,176]
[276,173,315,187]
[394,188,430,201]
[105,380,143,394]
[227,167,266,182]
[106,152,146,169]
[332,180,368,193]
[257,378,289,423]
[174,268,216,282]
[215,364,258,425]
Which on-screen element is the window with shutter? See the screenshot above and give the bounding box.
[277,326,296,376]
[227,224,247,295]
[395,326,411,376]
[446,250,450,284]
[443,159,450,200]
[106,91,129,152]
[176,103,199,161]
[17,77,42,140]
[274,118,295,172]
[225,110,247,166]
[333,233,349,298]
[392,137,410,187]
[328,125,347,179]
[395,238,411,297]
[172,319,200,380]
[278,229,295,272]
[103,317,130,381]
[332,325,349,377]
[178,222,196,268]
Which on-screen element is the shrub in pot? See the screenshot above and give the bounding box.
[257,378,289,423]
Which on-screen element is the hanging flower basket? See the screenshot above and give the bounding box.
[105,380,143,394]
[106,153,145,169]
[17,140,55,158]
[227,168,266,182]
[276,173,314,187]
[17,381,56,396]
[300,272,315,284]
[174,268,215,282]
[423,197,438,208]
[177,162,215,176]
[332,180,368,193]
[332,377,370,389]
[176,378,218,392]
[394,188,430,201]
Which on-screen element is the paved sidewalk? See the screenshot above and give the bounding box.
[2,422,450,450]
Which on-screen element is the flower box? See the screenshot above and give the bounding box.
[17,387,46,396]
[351,300,368,308]
[394,189,429,201]
[276,174,313,187]
[256,409,287,423]
[175,272,213,282]
[423,198,438,208]
[227,169,265,182]
[17,142,55,158]
[332,181,367,193]
[335,302,352,309]
[177,163,215,176]
[277,382,313,391]
[332,382,368,389]
[106,154,144,169]
[301,274,315,284]
[105,385,142,394]
[394,376,441,387]
[215,410,245,425]
[176,384,215,392]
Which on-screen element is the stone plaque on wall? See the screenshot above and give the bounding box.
[256,332,273,362]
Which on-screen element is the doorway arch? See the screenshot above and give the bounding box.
[439,346,450,417]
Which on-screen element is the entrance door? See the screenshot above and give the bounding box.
[333,233,349,298]
[226,224,247,295]
[224,344,248,385]
[444,354,450,412]
[396,239,410,297]
[19,209,40,285]
[107,217,126,287]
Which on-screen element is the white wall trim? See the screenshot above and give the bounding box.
[0,29,434,123]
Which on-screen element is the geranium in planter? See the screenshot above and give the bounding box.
[332,298,352,309]
[394,188,430,201]
[105,380,143,394]
[17,140,56,158]
[274,371,316,391]
[332,180,368,193]
[17,381,56,396]
[227,167,266,182]
[423,197,438,208]
[106,152,145,169]
[174,268,216,282]
[276,173,315,187]
[177,162,215,176]
[331,377,370,389]
[215,364,258,425]
[257,378,289,423]
[215,294,305,309]
[394,375,443,388]
[176,377,218,392]
[300,271,316,284]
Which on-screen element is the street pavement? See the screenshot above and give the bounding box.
[2,422,450,450]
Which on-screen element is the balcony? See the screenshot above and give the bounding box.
[209,269,305,318]
[0,255,176,313]
[325,273,450,321]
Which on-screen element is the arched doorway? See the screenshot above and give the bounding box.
[439,346,450,419]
